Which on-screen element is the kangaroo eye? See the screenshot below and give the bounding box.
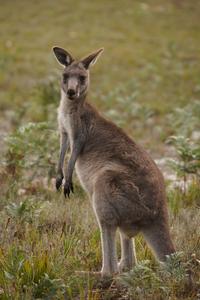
[79,75,86,83]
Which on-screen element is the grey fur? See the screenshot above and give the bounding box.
[53,47,175,276]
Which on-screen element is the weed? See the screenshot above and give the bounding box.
[167,100,200,137]
[6,199,42,224]
[118,252,200,300]
[119,260,163,299]
[28,77,60,122]
[167,135,200,192]
[4,122,58,181]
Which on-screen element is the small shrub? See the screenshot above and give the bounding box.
[32,273,66,299]
[4,122,58,181]
[119,260,163,299]
[167,135,200,193]
[167,100,200,137]
[28,77,60,122]
[6,198,42,224]
[119,253,200,300]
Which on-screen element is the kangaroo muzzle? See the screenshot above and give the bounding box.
[67,89,76,98]
[67,78,79,99]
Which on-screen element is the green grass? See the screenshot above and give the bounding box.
[0,0,200,299]
[1,0,200,114]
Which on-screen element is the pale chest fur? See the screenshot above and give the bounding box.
[58,105,93,194]
[59,112,74,147]
[57,91,78,149]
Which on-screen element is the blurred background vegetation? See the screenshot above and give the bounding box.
[0,0,200,299]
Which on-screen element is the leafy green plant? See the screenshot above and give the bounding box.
[28,77,60,122]
[167,135,200,193]
[4,122,58,180]
[160,252,185,281]
[6,199,42,224]
[119,260,164,299]
[105,89,155,127]
[33,78,60,106]
[119,253,200,300]
[32,273,66,299]
[167,101,200,137]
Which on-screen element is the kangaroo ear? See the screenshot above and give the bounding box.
[52,46,74,67]
[81,48,104,69]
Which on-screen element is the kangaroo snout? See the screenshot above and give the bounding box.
[67,88,76,98]
[67,78,79,99]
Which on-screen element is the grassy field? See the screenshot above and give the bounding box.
[0,0,200,299]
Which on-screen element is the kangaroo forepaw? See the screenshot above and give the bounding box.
[56,174,63,190]
[64,180,74,198]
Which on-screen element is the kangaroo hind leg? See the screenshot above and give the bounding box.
[99,224,118,277]
[118,230,137,272]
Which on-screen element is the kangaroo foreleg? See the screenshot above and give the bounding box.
[63,134,85,197]
[56,132,69,190]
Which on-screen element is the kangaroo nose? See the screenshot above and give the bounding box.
[67,89,76,97]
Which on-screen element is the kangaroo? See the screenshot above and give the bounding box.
[52,46,175,277]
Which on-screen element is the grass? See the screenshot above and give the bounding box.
[1,0,200,114]
[0,0,200,299]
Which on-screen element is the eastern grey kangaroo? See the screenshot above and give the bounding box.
[53,46,175,276]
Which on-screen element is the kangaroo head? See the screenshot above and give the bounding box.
[53,47,104,101]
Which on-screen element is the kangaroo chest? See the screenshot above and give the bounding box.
[60,111,94,193]
[60,112,78,149]
[64,115,74,148]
